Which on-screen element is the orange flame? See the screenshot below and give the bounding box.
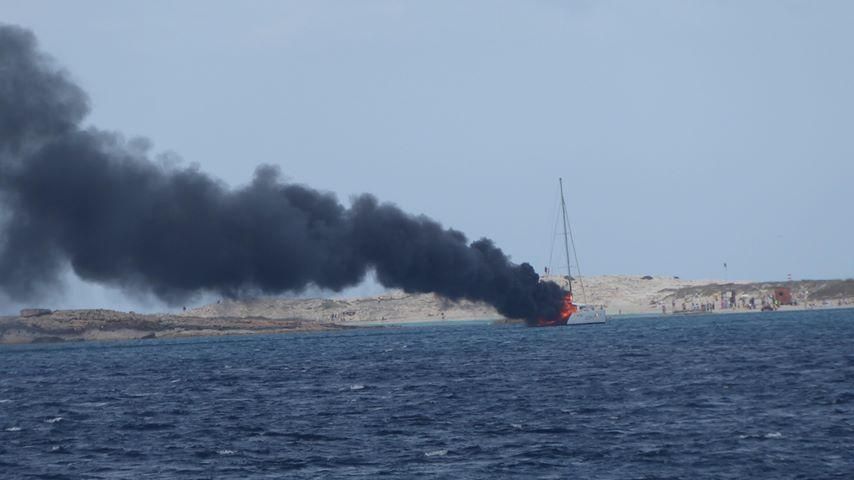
[536,293,577,327]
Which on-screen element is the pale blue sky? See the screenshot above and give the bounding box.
[3,1,852,310]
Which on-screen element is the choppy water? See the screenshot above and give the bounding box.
[1,309,853,479]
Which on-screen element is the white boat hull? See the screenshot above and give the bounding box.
[567,306,607,325]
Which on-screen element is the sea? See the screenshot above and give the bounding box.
[1,309,852,479]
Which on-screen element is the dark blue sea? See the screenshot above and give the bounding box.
[2,309,853,479]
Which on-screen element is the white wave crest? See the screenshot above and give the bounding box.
[424,449,448,457]
[46,417,63,423]
[738,431,785,440]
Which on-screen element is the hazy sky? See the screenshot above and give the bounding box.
[2,1,852,311]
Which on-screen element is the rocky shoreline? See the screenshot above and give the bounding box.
[0,309,358,345]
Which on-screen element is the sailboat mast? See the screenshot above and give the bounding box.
[558,177,573,296]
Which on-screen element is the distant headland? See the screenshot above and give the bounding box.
[2,276,852,344]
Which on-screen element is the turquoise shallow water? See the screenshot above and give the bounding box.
[1,309,853,478]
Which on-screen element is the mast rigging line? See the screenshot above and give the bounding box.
[558,178,587,303]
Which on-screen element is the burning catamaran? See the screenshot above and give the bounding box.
[536,178,607,327]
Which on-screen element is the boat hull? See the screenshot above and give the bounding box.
[535,299,607,327]
[566,306,607,325]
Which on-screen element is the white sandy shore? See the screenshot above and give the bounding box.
[184,275,854,322]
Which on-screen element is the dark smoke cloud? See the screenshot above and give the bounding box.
[0,24,566,323]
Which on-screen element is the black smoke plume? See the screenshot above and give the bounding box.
[0,25,566,323]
